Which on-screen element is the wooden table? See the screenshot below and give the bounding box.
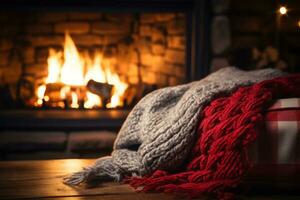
[0,159,299,200]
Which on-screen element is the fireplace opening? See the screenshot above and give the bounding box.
[0,11,186,110]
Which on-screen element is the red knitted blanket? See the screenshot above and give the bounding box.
[127,74,300,199]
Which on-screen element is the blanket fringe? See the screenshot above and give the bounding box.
[63,167,94,185]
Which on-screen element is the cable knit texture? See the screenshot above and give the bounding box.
[128,74,300,199]
[64,67,284,187]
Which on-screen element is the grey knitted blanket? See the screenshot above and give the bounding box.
[64,67,284,185]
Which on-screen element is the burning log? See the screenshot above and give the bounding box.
[86,79,113,104]
[44,83,64,102]
[42,83,86,108]
[42,82,65,108]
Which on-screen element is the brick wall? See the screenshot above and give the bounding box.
[0,12,186,105]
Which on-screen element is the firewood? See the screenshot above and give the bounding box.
[43,83,86,108]
[45,83,64,91]
[44,83,64,102]
[86,79,113,102]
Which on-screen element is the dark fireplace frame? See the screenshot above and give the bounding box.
[0,0,212,130]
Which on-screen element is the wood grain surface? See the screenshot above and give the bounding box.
[0,159,299,200]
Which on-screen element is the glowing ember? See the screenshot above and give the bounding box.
[36,32,128,109]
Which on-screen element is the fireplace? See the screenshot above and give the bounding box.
[0,0,211,125]
[1,11,188,110]
[0,0,211,159]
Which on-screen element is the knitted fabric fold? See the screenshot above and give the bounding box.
[127,74,300,198]
[64,67,286,192]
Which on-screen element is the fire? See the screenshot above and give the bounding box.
[36,84,46,106]
[46,49,62,84]
[105,68,128,108]
[60,34,85,86]
[36,33,128,109]
[70,92,79,108]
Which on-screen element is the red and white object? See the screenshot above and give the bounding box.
[253,98,300,164]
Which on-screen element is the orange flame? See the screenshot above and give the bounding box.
[36,84,46,106]
[70,92,79,108]
[36,32,128,108]
[60,34,85,86]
